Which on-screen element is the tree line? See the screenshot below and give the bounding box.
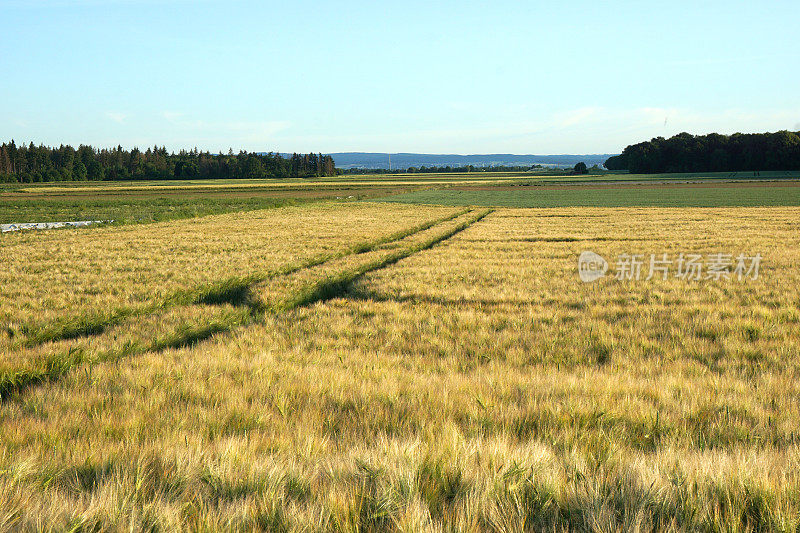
[604,131,800,174]
[0,141,336,182]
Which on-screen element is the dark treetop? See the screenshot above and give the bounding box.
[0,142,336,183]
[605,131,800,174]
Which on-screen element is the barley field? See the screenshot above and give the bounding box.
[1,201,799,531]
[381,183,800,208]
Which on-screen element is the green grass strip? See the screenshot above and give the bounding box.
[1,210,474,402]
[0,308,253,402]
[275,209,492,311]
[16,209,469,348]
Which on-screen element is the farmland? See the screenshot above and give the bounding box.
[1,176,800,531]
[4,171,800,224]
[0,180,419,225]
[380,182,800,208]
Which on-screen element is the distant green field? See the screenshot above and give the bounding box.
[3,170,797,191]
[0,197,304,225]
[0,180,414,224]
[379,184,800,208]
[4,173,800,225]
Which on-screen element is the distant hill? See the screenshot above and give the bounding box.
[327,153,616,170]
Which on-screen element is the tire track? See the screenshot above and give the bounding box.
[0,209,479,403]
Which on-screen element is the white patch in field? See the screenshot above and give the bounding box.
[578,251,608,283]
[1,220,112,233]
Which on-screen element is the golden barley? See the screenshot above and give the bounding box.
[0,205,798,531]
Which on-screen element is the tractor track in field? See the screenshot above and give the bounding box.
[16,209,471,350]
[0,208,491,403]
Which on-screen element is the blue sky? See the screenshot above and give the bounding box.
[1,0,799,154]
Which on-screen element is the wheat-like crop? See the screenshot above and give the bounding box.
[0,205,798,531]
[0,203,458,345]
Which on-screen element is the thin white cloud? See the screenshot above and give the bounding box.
[554,107,603,129]
[162,111,183,122]
[105,112,127,124]
[153,112,291,150]
[274,106,800,154]
[45,106,798,155]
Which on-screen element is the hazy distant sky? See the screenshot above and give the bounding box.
[2,0,799,154]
